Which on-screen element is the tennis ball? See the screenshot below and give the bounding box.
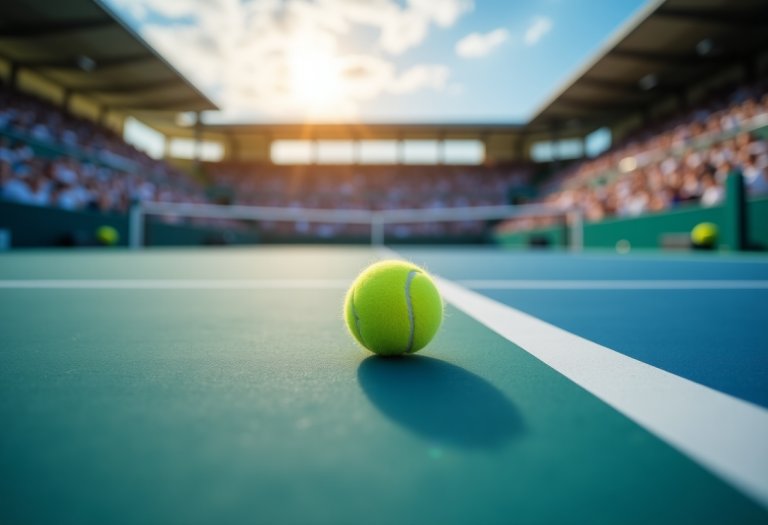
[345,260,443,356]
[96,225,119,246]
[691,222,718,248]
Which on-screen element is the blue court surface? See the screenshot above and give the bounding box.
[1,247,767,524]
[396,248,768,409]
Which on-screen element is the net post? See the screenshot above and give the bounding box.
[723,172,746,251]
[129,202,144,249]
[371,213,384,246]
[569,208,583,252]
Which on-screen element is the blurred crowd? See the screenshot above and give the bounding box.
[0,83,207,214]
[498,81,768,235]
[8,74,767,243]
[0,81,534,240]
[210,164,531,238]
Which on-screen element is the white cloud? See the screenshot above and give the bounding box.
[409,0,475,27]
[447,83,464,96]
[455,28,508,58]
[321,0,474,55]
[524,16,552,46]
[389,65,450,94]
[106,0,470,121]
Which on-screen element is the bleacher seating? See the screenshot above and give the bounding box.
[497,80,768,236]
[0,82,207,215]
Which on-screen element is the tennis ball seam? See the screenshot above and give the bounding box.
[404,270,418,353]
[350,289,367,347]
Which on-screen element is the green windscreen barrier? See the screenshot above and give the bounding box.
[496,196,768,251]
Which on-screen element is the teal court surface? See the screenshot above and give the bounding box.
[1,247,767,525]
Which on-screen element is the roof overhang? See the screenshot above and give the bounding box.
[0,0,218,112]
[527,0,768,131]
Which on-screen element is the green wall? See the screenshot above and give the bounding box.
[0,202,258,248]
[494,225,566,249]
[495,196,768,251]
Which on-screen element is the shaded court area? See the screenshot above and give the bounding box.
[1,247,767,525]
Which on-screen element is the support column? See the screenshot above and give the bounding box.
[723,172,746,251]
[129,203,145,249]
[569,209,583,252]
[371,213,384,246]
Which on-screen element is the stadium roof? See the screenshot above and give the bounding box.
[143,121,526,141]
[0,0,218,112]
[527,0,768,132]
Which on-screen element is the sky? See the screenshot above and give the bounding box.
[105,0,650,125]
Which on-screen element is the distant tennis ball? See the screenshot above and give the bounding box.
[691,222,718,247]
[96,225,119,246]
[345,260,443,356]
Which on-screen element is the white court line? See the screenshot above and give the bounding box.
[435,276,768,508]
[457,280,768,290]
[0,279,351,289]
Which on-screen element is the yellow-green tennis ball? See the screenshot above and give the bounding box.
[691,222,718,247]
[345,260,443,356]
[96,225,119,246]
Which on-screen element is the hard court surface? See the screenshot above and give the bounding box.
[1,246,767,525]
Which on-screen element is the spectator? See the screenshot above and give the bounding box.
[743,154,768,195]
[700,174,725,207]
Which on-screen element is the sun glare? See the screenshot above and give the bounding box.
[290,50,342,106]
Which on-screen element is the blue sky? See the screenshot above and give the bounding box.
[106,0,649,124]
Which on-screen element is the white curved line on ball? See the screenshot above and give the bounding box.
[404,270,419,353]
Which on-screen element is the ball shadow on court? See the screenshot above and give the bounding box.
[357,355,523,450]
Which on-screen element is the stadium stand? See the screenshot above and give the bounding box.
[0,0,250,246]
[0,81,208,213]
[490,0,768,250]
[496,79,768,235]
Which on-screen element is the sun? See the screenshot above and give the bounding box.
[289,49,342,106]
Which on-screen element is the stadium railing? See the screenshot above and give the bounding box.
[129,202,583,250]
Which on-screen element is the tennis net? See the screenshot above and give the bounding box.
[129,201,583,250]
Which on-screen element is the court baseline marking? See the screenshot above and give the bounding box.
[1,279,767,290]
[434,276,768,509]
